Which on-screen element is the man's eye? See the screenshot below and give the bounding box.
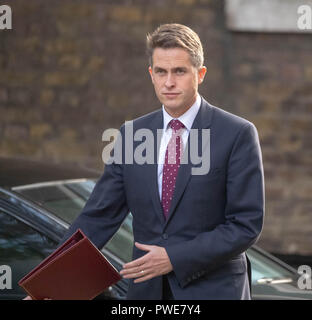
[176,69,186,75]
[156,70,165,74]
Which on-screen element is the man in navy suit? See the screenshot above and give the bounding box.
[62,23,265,300]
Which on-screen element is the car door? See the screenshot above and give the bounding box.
[0,207,57,300]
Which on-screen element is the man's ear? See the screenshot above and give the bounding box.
[148,66,154,84]
[198,66,207,84]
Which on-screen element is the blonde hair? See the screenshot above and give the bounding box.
[146,23,204,68]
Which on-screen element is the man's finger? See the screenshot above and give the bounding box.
[122,243,155,269]
[120,264,146,276]
[122,268,150,279]
[122,255,148,269]
[135,242,153,251]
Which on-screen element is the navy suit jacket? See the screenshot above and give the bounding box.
[62,97,265,300]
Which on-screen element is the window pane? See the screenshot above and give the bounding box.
[247,249,294,284]
[13,180,96,224]
[0,210,57,298]
[104,214,134,263]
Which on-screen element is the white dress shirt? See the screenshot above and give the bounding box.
[158,94,201,199]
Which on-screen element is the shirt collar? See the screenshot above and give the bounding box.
[162,94,201,132]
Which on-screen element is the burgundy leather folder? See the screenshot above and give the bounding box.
[19,229,122,300]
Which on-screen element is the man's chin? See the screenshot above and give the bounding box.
[163,103,180,111]
[164,102,179,109]
[163,103,190,117]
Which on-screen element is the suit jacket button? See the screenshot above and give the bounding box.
[162,233,169,240]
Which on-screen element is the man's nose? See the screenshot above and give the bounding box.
[165,73,175,88]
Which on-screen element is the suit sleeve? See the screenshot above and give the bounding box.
[60,126,129,249]
[165,122,265,288]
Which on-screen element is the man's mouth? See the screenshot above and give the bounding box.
[162,93,180,97]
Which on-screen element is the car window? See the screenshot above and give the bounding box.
[13,179,134,264]
[104,214,134,263]
[13,179,96,224]
[247,249,295,284]
[0,210,57,299]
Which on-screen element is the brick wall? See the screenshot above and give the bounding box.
[0,0,311,255]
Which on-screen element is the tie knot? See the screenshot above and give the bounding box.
[169,119,184,132]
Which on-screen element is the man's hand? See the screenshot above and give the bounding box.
[120,242,173,283]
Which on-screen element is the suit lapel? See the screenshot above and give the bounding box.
[144,110,166,224]
[164,97,214,227]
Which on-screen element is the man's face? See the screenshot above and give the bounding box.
[149,47,206,118]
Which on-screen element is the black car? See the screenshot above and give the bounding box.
[0,157,311,300]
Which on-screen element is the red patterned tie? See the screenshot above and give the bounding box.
[161,119,185,219]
